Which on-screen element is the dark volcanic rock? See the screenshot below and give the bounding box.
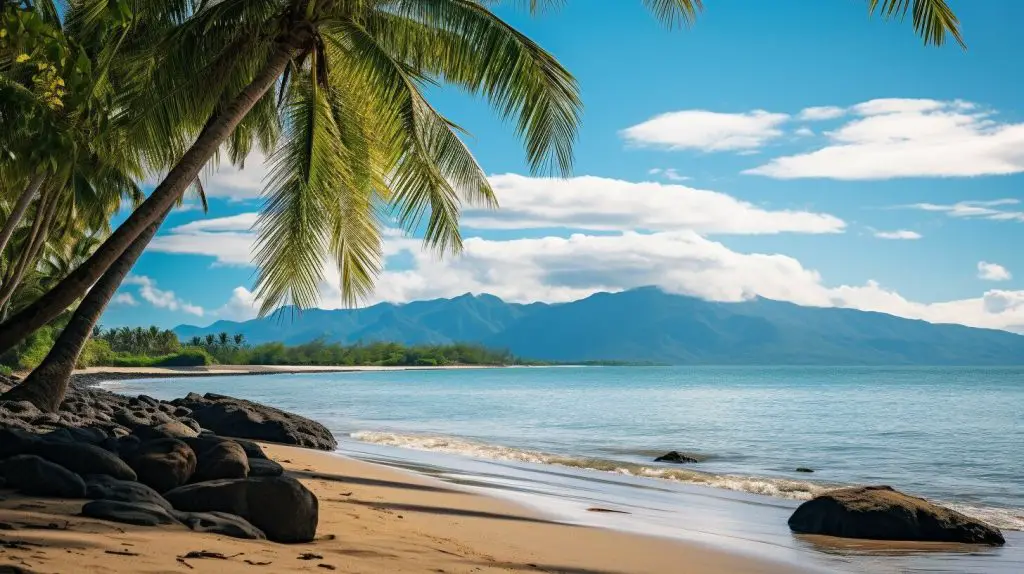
[232,437,269,460]
[1,455,86,498]
[795,467,814,473]
[164,476,318,543]
[0,427,44,458]
[33,442,136,481]
[654,451,700,464]
[127,439,196,493]
[248,458,284,477]
[191,439,249,482]
[132,420,198,441]
[788,485,1005,545]
[84,475,173,511]
[172,393,336,450]
[81,499,180,527]
[175,510,266,540]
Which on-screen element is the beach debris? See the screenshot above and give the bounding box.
[788,485,1005,545]
[317,564,336,570]
[180,550,238,560]
[244,559,273,566]
[586,507,630,514]
[104,549,140,556]
[653,451,700,464]
[298,553,324,560]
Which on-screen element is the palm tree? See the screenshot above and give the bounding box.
[217,332,229,347]
[233,333,245,347]
[189,336,202,347]
[1,0,965,412]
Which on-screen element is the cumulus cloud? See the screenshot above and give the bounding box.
[647,168,690,181]
[798,106,846,121]
[111,293,138,306]
[873,230,922,240]
[898,199,1024,222]
[123,275,204,316]
[462,174,845,235]
[215,287,260,321]
[794,127,815,137]
[978,262,1012,282]
[620,110,789,152]
[747,98,1024,179]
[201,151,270,200]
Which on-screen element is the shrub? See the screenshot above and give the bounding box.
[77,338,114,368]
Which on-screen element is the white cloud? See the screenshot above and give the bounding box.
[620,110,789,152]
[899,199,1024,222]
[214,287,259,321]
[111,293,138,306]
[648,168,690,181]
[794,127,814,137]
[123,275,204,316]
[201,151,270,200]
[462,174,845,235]
[747,98,1024,180]
[873,230,922,240]
[978,262,1012,282]
[171,213,260,234]
[798,106,845,121]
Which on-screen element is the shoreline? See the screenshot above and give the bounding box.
[0,442,799,573]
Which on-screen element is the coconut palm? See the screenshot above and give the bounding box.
[1,0,964,412]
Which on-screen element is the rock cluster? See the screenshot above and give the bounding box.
[0,376,325,544]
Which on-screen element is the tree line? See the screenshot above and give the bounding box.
[0,1,963,410]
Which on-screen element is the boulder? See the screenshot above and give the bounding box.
[33,442,136,481]
[164,476,318,543]
[232,437,269,460]
[175,511,266,540]
[43,427,108,445]
[0,428,43,458]
[81,499,180,527]
[1,455,86,498]
[127,439,196,493]
[191,439,249,482]
[248,458,284,477]
[171,393,336,451]
[84,475,173,511]
[788,485,1005,545]
[795,467,814,473]
[133,421,199,441]
[654,451,700,464]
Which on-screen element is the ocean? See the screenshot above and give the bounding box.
[105,366,1024,573]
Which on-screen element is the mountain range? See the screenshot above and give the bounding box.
[174,287,1024,365]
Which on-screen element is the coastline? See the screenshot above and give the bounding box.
[0,442,798,573]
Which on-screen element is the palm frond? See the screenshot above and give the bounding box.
[868,0,965,48]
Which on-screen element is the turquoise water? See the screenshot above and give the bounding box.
[107,366,1024,572]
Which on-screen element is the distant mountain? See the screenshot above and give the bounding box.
[174,287,1024,365]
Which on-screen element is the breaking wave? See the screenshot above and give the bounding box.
[348,430,1024,531]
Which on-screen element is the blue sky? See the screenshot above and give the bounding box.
[101,1,1024,332]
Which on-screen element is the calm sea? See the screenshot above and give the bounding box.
[106,366,1024,573]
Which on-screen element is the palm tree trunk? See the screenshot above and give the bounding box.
[0,172,45,258]
[0,44,298,356]
[0,219,161,412]
[0,187,59,311]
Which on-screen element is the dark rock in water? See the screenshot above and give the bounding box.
[175,510,266,540]
[164,476,318,543]
[1,455,86,498]
[171,393,336,451]
[33,442,136,481]
[795,467,814,473]
[788,485,1005,545]
[127,439,196,493]
[191,439,249,482]
[248,458,284,477]
[654,451,700,464]
[81,499,180,527]
[84,475,173,511]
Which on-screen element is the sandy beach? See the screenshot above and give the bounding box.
[0,442,795,574]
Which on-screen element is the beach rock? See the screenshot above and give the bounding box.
[175,511,266,540]
[788,485,1005,545]
[248,458,284,477]
[84,475,173,511]
[33,442,137,481]
[127,439,196,493]
[191,439,249,482]
[171,393,336,451]
[0,427,43,458]
[233,437,269,460]
[43,426,108,445]
[795,467,814,473]
[1,455,86,498]
[654,451,700,464]
[81,499,180,527]
[132,420,199,441]
[164,476,318,543]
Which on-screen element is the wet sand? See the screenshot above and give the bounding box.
[0,443,799,573]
